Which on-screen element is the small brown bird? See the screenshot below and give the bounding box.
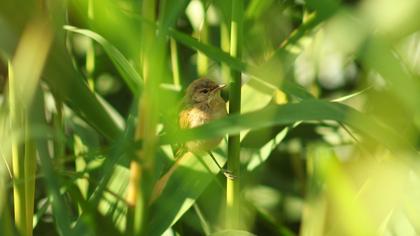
[178,78,234,178]
[179,78,228,153]
[150,78,231,204]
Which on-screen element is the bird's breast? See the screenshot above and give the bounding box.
[180,98,227,152]
[186,99,227,128]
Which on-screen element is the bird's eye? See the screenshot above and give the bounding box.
[201,89,209,94]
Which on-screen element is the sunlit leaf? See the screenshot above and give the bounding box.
[209,229,256,236]
[63,25,143,96]
[161,99,411,154]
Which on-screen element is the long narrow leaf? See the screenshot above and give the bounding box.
[63,25,143,96]
[160,100,412,154]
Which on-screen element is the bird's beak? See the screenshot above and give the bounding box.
[212,84,226,92]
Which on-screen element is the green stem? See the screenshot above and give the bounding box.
[74,135,89,213]
[86,0,95,90]
[220,21,230,83]
[9,62,27,236]
[127,0,157,234]
[24,118,36,236]
[9,63,38,236]
[53,98,64,160]
[226,0,243,229]
[0,185,14,236]
[75,0,94,212]
[193,203,211,235]
[86,39,95,90]
[197,10,209,76]
[170,38,181,87]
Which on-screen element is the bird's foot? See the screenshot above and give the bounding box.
[222,169,237,180]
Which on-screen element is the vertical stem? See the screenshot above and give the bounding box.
[0,199,14,236]
[197,10,209,76]
[75,0,95,210]
[86,0,95,90]
[226,0,243,229]
[197,1,209,77]
[127,0,157,234]
[74,135,89,212]
[53,99,64,160]
[24,118,36,236]
[220,22,230,83]
[170,38,181,87]
[86,41,95,90]
[10,15,53,235]
[9,62,27,236]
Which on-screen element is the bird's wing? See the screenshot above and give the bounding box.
[179,108,191,129]
[172,107,190,159]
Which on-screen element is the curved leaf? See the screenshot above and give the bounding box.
[161,99,412,153]
[147,150,227,236]
[209,230,256,236]
[64,25,143,96]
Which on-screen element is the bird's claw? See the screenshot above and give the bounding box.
[222,169,237,180]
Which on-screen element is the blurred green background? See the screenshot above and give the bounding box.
[1,0,420,235]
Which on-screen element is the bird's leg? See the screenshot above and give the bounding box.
[208,151,236,180]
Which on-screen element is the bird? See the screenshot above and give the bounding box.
[177,78,234,178]
[150,78,232,204]
[179,78,228,153]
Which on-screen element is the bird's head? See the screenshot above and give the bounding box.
[184,78,226,104]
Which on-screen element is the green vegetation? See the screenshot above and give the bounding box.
[1,0,420,235]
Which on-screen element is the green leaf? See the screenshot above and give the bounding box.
[44,42,122,141]
[170,28,246,72]
[147,149,227,236]
[170,28,312,99]
[246,126,290,171]
[33,90,78,236]
[161,99,412,154]
[126,13,312,99]
[209,230,256,236]
[63,25,143,96]
[159,0,190,30]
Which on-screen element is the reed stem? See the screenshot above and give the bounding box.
[226,0,243,229]
[126,0,157,234]
[170,38,181,87]
[220,21,230,83]
[76,0,95,210]
[197,9,209,76]
[9,62,27,236]
[23,118,36,236]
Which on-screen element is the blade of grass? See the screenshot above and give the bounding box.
[193,203,212,235]
[307,144,376,235]
[159,100,414,155]
[35,90,79,236]
[63,25,143,96]
[209,229,256,236]
[147,151,227,236]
